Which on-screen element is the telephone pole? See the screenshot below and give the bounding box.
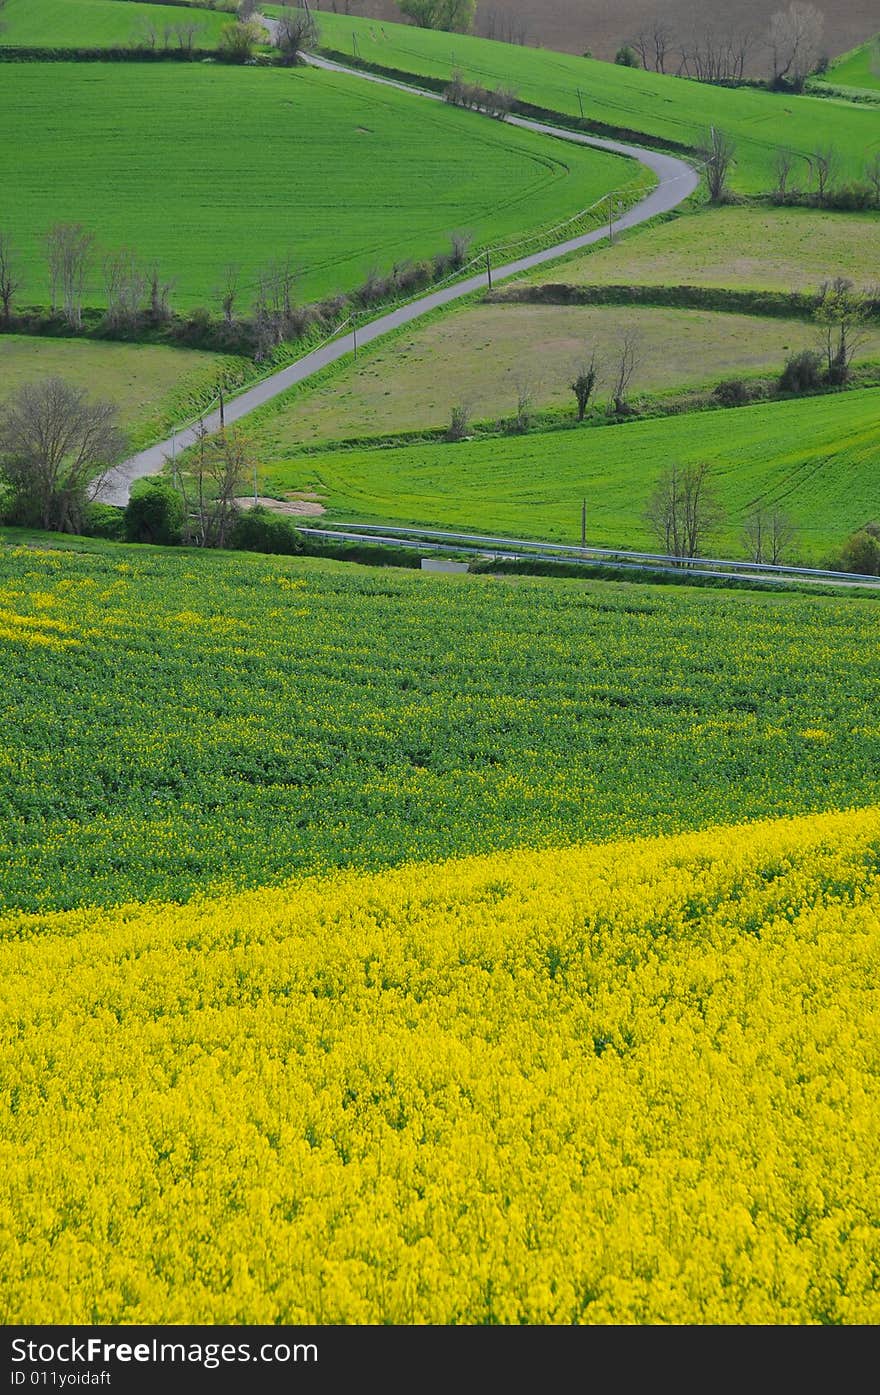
[219,388,225,430]
[486,250,493,290]
[581,498,587,549]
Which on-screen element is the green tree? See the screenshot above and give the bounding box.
[398,0,476,34]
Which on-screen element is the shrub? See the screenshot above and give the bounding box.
[839,529,880,576]
[713,378,751,408]
[826,182,875,212]
[445,404,471,442]
[125,480,185,546]
[217,19,263,63]
[779,349,823,395]
[230,505,303,556]
[83,502,125,541]
[615,45,639,67]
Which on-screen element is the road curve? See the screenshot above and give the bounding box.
[100,49,699,506]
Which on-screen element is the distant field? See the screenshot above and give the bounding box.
[0,0,230,47]
[821,36,880,92]
[248,302,875,448]
[261,387,880,560]
[0,63,632,309]
[0,336,244,448]
[313,1,880,74]
[301,10,880,193]
[524,206,880,292]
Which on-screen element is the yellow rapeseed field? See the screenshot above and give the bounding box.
[2,807,879,1325]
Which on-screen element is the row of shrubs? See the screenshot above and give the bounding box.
[444,71,517,120]
[82,483,422,569]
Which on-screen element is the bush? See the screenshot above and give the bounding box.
[445,404,471,442]
[83,502,125,541]
[713,378,750,407]
[839,529,880,576]
[217,19,263,63]
[230,505,303,555]
[826,182,875,212]
[615,45,639,67]
[125,480,185,546]
[779,349,823,395]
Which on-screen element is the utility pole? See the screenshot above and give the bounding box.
[608,194,614,242]
[486,250,493,290]
[352,315,358,359]
[219,388,225,431]
[581,498,587,549]
[253,461,258,507]
[577,87,584,119]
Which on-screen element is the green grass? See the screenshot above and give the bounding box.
[260,387,880,560]
[0,334,248,448]
[247,301,880,448]
[0,62,634,310]
[297,9,880,193]
[1,538,879,912]
[0,0,230,47]
[520,205,880,292]
[820,36,880,93]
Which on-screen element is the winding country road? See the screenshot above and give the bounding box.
[100,48,699,506]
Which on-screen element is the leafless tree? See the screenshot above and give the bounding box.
[742,506,796,564]
[103,249,147,332]
[633,22,676,73]
[172,21,203,53]
[767,2,824,89]
[867,152,880,208]
[445,403,471,441]
[218,264,240,325]
[46,223,94,330]
[570,350,599,421]
[273,6,319,64]
[773,149,797,201]
[678,28,754,82]
[142,266,173,323]
[699,127,737,203]
[0,378,125,533]
[608,331,641,415]
[479,7,529,45]
[238,0,259,18]
[814,277,871,384]
[202,428,253,548]
[0,230,20,322]
[132,17,159,50]
[252,255,298,355]
[646,461,722,560]
[512,377,535,432]
[810,145,838,203]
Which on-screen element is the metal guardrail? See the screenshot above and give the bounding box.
[298,522,879,586]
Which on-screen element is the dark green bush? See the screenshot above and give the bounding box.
[839,530,880,576]
[230,505,303,555]
[83,502,125,541]
[713,378,751,407]
[125,480,185,546]
[779,349,824,395]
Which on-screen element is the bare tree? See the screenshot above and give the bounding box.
[445,402,471,441]
[252,254,298,355]
[103,249,147,332]
[633,22,676,73]
[238,0,259,18]
[202,428,253,548]
[273,5,319,63]
[172,21,203,54]
[743,506,796,564]
[814,277,871,385]
[512,377,535,432]
[678,28,754,82]
[0,230,20,322]
[772,149,796,201]
[608,331,641,415]
[0,378,125,532]
[866,152,880,208]
[46,223,94,330]
[699,127,737,203]
[767,2,824,89]
[147,264,174,323]
[646,461,722,560]
[218,264,240,325]
[810,145,838,203]
[570,350,599,421]
[132,17,159,50]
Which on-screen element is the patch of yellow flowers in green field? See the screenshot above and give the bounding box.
[2,807,879,1325]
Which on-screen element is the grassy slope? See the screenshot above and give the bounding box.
[521,205,880,292]
[1,540,879,912]
[0,63,633,309]
[301,10,880,192]
[0,0,230,46]
[261,388,880,559]
[0,335,246,448]
[249,301,879,447]
[821,37,880,93]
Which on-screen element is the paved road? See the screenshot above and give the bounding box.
[100,48,699,506]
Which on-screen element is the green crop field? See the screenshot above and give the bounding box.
[260,387,880,560]
[820,37,880,93]
[297,10,880,193]
[1,539,879,914]
[0,335,247,448]
[521,205,880,292]
[0,61,634,311]
[0,0,230,47]
[246,301,880,448]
